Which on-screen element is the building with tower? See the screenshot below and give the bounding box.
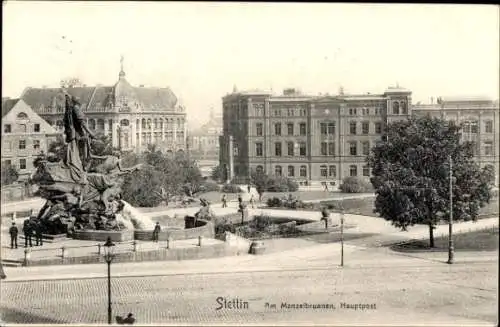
[18,57,187,154]
[220,86,499,188]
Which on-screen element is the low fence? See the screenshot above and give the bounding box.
[72,230,135,242]
[20,237,238,267]
[134,219,215,242]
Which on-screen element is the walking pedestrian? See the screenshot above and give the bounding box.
[9,222,18,249]
[35,220,44,246]
[22,219,33,248]
[221,194,227,208]
[152,222,161,242]
[238,194,242,204]
[247,184,251,193]
[249,194,255,209]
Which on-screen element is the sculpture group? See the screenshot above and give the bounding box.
[30,90,142,235]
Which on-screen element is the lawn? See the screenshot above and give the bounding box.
[391,227,499,253]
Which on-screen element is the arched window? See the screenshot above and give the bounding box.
[136,119,140,129]
[392,101,400,115]
[17,112,28,119]
[287,165,295,177]
[320,165,327,177]
[97,119,105,130]
[88,119,96,130]
[19,124,27,133]
[159,118,164,129]
[147,119,152,130]
[142,119,146,129]
[275,165,282,176]
[256,165,264,173]
[300,165,307,177]
[154,119,158,129]
[120,119,129,127]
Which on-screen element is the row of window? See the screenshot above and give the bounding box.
[3,123,40,133]
[3,139,41,151]
[320,121,383,135]
[256,122,308,136]
[3,159,28,170]
[462,121,494,134]
[254,140,371,157]
[254,164,370,178]
[348,107,382,116]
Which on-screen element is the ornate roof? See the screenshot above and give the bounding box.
[1,98,20,117]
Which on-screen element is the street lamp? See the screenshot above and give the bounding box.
[447,155,454,264]
[340,208,345,267]
[102,237,116,324]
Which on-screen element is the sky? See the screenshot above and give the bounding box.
[2,2,499,128]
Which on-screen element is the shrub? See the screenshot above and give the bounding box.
[286,178,299,192]
[201,180,220,193]
[221,183,242,193]
[339,176,373,193]
[267,197,282,207]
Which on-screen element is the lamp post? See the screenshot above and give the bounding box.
[447,155,454,264]
[102,237,116,324]
[340,209,345,267]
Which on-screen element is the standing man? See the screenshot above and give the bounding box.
[9,222,18,249]
[237,194,242,205]
[221,194,227,208]
[23,219,33,248]
[249,194,255,209]
[35,220,44,246]
[153,222,161,242]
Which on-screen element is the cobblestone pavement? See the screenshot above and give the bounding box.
[1,261,497,325]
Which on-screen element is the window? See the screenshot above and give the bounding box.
[484,141,493,156]
[401,102,408,114]
[349,108,357,115]
[363,165,370,176]
[287,142,294,156]
[275,142,282,156]
[4,141,12,151]
[33,140,41,150]
[34,124,40,132]
[288,165,295,177]
[375,122,382,134]
[320,122,335,135]
[287,123,294,135]
[19,124,27,133]
[349,141,357,155]
[273,109,281,117]
[256,123,263,136]
[4,124,11,133]
[393,101,400,114]
[320,165,328,177]
[328,142,335,156]
[329,165,336,177]
[321,142,328,156]
[362,122,369,134]
[463,121,478,134]
[19,140,26,150]
[287,109,294,117]
[362,141,370,155]
[256,165,264,173]
[375,107,381,115]
[349,122,357,135]
[4,160,12,166]
[299,142,306,156]
[274,123,282,136]
[275,165,282,176]
[19,159,27,170]
[300,165,307,177]
[485,121,493,133]
[255,142,263,157]
[299,123,307,135]
[17,112,28,119]
[349,165,357,177]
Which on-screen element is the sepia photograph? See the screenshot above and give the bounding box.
[1,1,499,326]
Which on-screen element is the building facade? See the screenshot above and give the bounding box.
[1,98,59,180]
[19,59,187,154]
[220,87,499,188]
[189,108,222,162]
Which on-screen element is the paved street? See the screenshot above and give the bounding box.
[1,259,497,325]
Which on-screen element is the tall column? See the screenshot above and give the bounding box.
[162,117,166,141]
[229,135,234,182]
[104,118,109,137]
[112,119,118,148]
[131,119,136,148]
[138,119,142,150]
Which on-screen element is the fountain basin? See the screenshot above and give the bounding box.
[72,230,134,242]
[134,219,214,241]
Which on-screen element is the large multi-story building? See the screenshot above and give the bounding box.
[1,98,59,180]
[19,58,187,154]
[220,87,499,188]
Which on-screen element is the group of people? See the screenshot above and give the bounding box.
[9,216,45,249]
[221,184,258,209]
